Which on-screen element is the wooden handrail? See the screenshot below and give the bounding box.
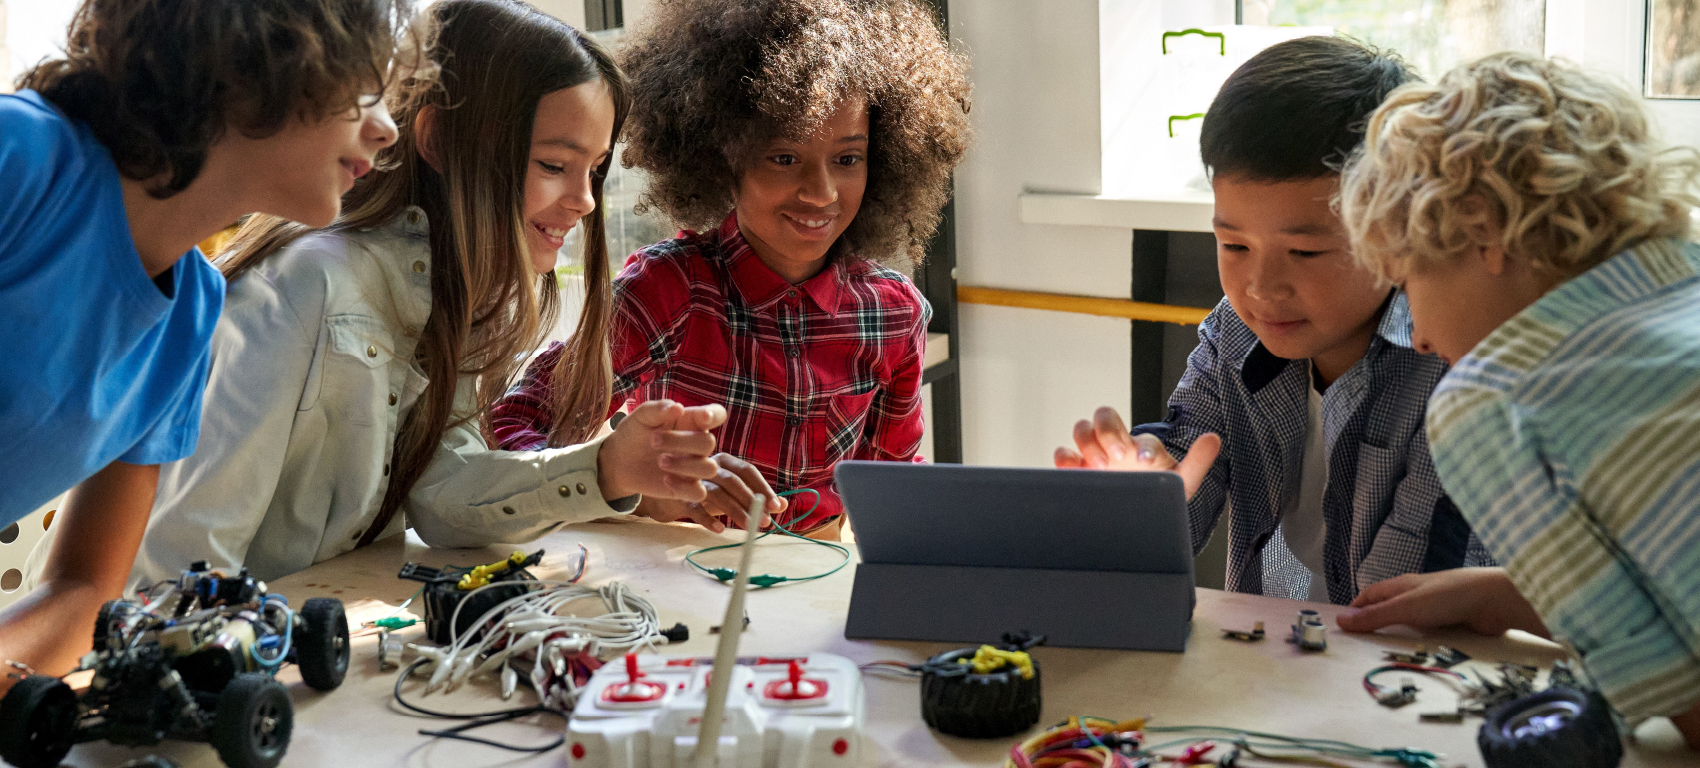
[958,285,1211,326]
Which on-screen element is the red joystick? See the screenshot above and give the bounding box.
[762,659,829,701]
[600,653,666,703]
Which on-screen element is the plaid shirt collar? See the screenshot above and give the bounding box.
[716,214,849,317]
[1239,290,1414,394]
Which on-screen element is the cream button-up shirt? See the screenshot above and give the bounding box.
[130,207,635,584]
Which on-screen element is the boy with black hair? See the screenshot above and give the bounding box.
[1057,36,1492,604]
[0,0,417,681]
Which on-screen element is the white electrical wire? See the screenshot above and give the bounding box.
[406,579,664,711]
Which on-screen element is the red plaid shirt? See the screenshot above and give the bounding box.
[491,214,929,530]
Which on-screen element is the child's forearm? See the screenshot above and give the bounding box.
[0,579,109,688]
[0,462,158,690]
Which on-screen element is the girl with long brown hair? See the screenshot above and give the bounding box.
[126,0,770,584]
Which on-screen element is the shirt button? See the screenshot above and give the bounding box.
[389,393,398,406]
[787,347,800,358]
[407,210,421,224]
[559,485,572,498]
[786,415,802,425]
[576,483,588,496]
[502,506,517,515]
[412,261,426,274]
[366,345,378,358]
[787,290,798,299]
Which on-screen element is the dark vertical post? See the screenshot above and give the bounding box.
[912,0,962,463]
[919,198,962,463]
[1130,230,1170,424]
[584,0,623,31]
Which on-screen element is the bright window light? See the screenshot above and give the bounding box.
[1239,0,1546,80]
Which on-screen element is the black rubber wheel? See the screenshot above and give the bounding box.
[210,673,293,768]
[0,675,79,768]
[920,648,1043,739]
[293,597,349,691]
[1478,686,1622,768]
[93,598,133,650]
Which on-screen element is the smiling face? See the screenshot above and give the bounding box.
[1213,173,1392,384]
[733,98,869,284]
[522,79,616,274]
[228,96,398,228]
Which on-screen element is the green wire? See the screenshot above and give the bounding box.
[683,489,851,588]
[1137,725,1440,767]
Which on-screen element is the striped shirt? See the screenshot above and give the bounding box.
[1428,237,1700,721]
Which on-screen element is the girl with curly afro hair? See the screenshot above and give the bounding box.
[492,0,971,538]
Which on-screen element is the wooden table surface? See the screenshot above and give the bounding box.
[60,518,1696,768]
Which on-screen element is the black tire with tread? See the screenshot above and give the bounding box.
[210,673,292,768]
[0,675,79,768]
[293,597,349,691]
[1478,687,1622,768]
[93,598,122,649]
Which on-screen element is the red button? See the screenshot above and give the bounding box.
[572,742,586,759]
[832,738,849,756]
[762,659,829,700]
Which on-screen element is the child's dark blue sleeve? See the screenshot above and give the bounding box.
[1134,299,1234,553]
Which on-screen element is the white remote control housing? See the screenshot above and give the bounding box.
[566,652,865,767]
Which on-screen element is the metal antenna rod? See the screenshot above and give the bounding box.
[692,495,766,768]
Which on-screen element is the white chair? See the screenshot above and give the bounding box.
[0,495,63,611]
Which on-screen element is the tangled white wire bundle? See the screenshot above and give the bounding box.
[407,580,663,711]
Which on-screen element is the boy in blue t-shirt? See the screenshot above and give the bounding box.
[0,0,417,681]
[1056,37,1492,604]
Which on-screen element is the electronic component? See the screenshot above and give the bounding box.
[0,564,348,768]
[1430,645,1470,669]
[919,632,1045,738]
[1362,663,1472,711]
[1419,709,1466,723]
[1374,677,1421,708]
[398,549,545,644]
[1383,646,1428,665]
[566,652,864,766]
[1222,621,1265,642]
[1289,610,1326,652]
[710,612,750,634]
[565,496,865,767]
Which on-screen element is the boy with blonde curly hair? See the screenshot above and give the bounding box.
[1336,52,1700,746]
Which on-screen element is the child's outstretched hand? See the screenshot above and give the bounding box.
[629,453,786,533]
[596,399,729,503]
[1336,567,1550,638]
[1053,406,1221,501]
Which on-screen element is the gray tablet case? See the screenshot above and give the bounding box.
[835,461,1195,651]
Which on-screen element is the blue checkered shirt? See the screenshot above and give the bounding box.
[1136,294,1494,603]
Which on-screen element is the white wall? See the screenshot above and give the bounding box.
[4,0,77,89]
[949,1,1135,468]
[1547,0,1700,151]
[531,0,587,29]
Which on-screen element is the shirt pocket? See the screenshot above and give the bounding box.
[1352,442,1406,535]
[822,389,877,464]
[323,315,397,427]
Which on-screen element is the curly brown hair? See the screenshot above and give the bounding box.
[618,0,970,266]
[20,0,425,199]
